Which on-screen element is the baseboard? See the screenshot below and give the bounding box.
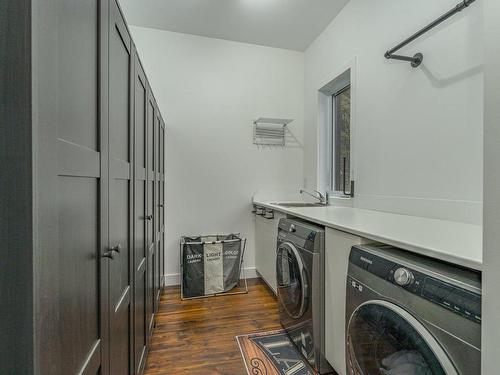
[163,267,258,287]
[163,273,181,287]
[255,270,277,297]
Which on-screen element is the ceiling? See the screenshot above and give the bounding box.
[118,0,349,51]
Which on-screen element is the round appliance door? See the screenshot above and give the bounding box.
[346,300,458,375]
[276,242,308,319]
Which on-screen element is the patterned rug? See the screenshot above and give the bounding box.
[236,329,316,375]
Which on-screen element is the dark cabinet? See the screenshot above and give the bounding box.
[1,0,166,374]
[146,91,155,341]
[108,1,134,374]
[133,50,149,375]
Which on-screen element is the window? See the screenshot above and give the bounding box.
[319,68,353,196]
[332,85,351,193]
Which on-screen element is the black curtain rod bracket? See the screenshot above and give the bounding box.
[384,0,477,68]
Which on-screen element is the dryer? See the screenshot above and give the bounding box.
[345,244,481,375]
[276,218,334,374]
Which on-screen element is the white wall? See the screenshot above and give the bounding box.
[482,0,500,372]
[130,27,304,284]
[304,0,483,224]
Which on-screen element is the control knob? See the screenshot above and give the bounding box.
[394,267,414,286]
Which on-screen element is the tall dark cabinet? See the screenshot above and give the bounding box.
[0,0,166,374]
[133,50,150,375]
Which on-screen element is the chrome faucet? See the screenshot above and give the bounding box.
[299,189,329,205]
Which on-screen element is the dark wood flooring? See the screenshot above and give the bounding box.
[144,278,281,375]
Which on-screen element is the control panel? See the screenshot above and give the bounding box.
[349,247,481,324]
[277,219,322,252]
[394,267,414,286]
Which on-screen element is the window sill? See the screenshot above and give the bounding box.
[328,193,354,207]
[328,192,353,200]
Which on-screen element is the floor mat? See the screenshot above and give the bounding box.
[236,329,316,375]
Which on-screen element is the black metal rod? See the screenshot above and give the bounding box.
[388,54,421,63]
[342,157,354,197]
[385,0,477,67]
[342,157,346,195]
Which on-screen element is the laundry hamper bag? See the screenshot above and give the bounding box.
[180,234,247,299]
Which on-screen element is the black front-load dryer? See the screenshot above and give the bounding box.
[276,218,333,374]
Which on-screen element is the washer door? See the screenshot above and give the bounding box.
[276,242,308,319]
[347,300,458,375]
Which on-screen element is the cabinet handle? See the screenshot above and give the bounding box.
[159,204,164,208]
[255,207,265,215]
[264,209,274,219]
[111,243,121,253]
[146,215,153,221]
[102,243,121,259]
[102,250,115,260]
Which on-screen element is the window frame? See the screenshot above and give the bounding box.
[317,60,356,199]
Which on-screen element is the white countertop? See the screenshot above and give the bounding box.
[253,199,483,271]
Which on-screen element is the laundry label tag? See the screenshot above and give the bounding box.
[204,242,224,294]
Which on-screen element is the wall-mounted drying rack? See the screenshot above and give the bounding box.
[253,118,293,146]
[384,0,477,68]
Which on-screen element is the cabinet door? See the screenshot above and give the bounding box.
[133,53,148,374]
[160,121,166,289]
[324,228,366,375]
[108,1,134,373]
[154,112,161,308]
[255,215,269,288]
[255,214,281,293]
[146,93,156,337]
[36,0,109,373]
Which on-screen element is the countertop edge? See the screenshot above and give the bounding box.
[253,200,483,272]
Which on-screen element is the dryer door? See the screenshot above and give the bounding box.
[276,242,308,319]
[346,300,458,375]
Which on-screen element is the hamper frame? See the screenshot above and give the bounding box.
[180,234,248,300]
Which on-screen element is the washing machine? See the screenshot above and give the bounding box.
[345,244,481,375]
[276,218,334,374]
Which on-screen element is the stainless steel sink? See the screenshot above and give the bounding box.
[271,202,326,208]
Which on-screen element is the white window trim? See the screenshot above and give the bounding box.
[317,57,358,199]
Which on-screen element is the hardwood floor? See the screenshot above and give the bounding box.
[144,278,281,375]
